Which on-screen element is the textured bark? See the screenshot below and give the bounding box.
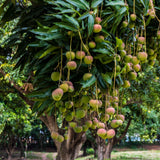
[40,114,86,160]
[96,136,106,160]
[104,139,114,160]
[7,154,12,160]
[19,138,25,159]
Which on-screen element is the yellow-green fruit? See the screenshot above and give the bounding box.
[106,129,115,139]
[67,61,77,70]
[57,135,64,142]
[149,54,157,60]
[116,65,121,72]
[89,41,96,48]
[111,120,119,128]
[149,60,155,66]
[90,124,97,129]
[76,51,85,59]
[125,55,132,62]
[97,122,105,129]
[118,42,125,50]
[85,120,92,128]
[83,125,89,132]
[137,52,148,62]
[148,49,154,55]
[126,63,132,72]
[157,30,160,39]
[128,72,137,80]
[59,107,66,113]
[116,55,121,61]
[73,126,83,133]
[84,56,93,64]
[138,37,145,44]
[64,134,68,140]
[51,132,59,140]
[66,51,75,60]
[65,101,74,109]
[133,64,141,72]
[113,102,118,108]
[93,118,99,125]
[83,73,92,81]
[69,122,77,128]
[93,24,102,33]
[122,21,128,28]
[75,109,86,119]
[59,83,68,92]
[101,114,110,122]
[65,113,74,122]
[81,96,90,104]
[129,22,135,29]
[55,101,63,107]
[132,56,139,65]
[130,14,136,21]
[117,120,123,126]
[117,114,125,121]
[68,85,74,92]
[97,128,107,139]
[52,88,64,101]
[89,99,99,108]
[67,31,73,36]
[120,50,126,57]
[95,17,102,24]
[95,35,104,43]
[51,72,60,81]
[123,80,131,88]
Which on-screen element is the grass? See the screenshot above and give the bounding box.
[47,153,54,160]
[75,150,160,160]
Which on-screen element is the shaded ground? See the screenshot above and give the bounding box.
[1,145,160,160]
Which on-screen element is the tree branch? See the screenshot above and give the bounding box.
[115,118,132,144]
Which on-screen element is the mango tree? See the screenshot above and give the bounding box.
[0,0,160,160]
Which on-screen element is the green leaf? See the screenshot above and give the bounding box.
[81,75,96,88]
[54,22,78,31]
[36,33,63,41]
[102,73,112,85]
[88,15,94,36]
[63,15,79,29]
[66,0,87,10]
[106,1,125,6]
[91,0,103,9]
[39,46,59,59]
[116,37,123,47]
[92,48,111,55]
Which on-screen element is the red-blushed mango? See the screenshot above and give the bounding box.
[93,24,102,33]
[84,56,93,64]
[52,88,63,101]
[76,51,85,59]
[67,61,77,70]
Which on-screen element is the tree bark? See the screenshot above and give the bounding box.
[104,139,114,160]
[19,138,25,159]
[7,154,12,160]
[40,114,86,160]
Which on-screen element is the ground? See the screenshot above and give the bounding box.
[1,145,160,160]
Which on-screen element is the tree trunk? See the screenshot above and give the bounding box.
[7,154,12,160]
[19,138,25,159]
[104,139,114,160]
[97,136,105,160]
[56,134,86,160]
[40,115,86,160]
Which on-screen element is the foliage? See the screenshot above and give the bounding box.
[0,0,160,159]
